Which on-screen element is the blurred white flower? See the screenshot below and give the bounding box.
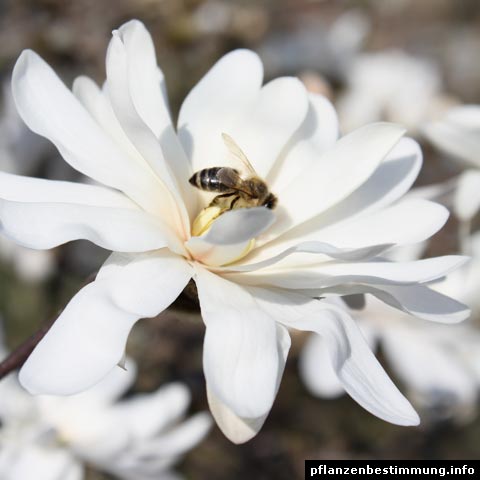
[338,50,454,133]
[259,10,370,81]
[0,81,56,282]
[2,20,469,444]
[0,337,211,480]
[301,233,480,421]
[424,105,480,237]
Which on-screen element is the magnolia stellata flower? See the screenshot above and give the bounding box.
[337,50,452,133]
[424,105,480,230]
[0,349,212,480]
[2,19,470,443]
[301,237,480,420]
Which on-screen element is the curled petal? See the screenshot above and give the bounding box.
[251,288,419,426]
[20,251,192,395]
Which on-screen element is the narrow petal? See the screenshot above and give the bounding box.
[0,172,181,252]
[177,49,263,173]
[195,267,284,418]
[228,198,446,270]
[265,123,406,242]
[115,20,196,216]
[316,284,470,324]
[0,198,176,252]
[263,136,421,250]
[268,93,339,192]
[105,31,189,237]
[221,242,391,273]
[20,251,192,395]
[206,324,290,443]
[313,199,448,249]
[251,288,419,426]
[228,255,468,290]
[11,50,164,213]
[368,284,471,324]
[229,77,309,178]
[72,75,150,171]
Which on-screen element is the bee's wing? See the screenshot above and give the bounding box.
[221,133,258,176]
[217,167,254,196]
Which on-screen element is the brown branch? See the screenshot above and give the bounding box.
[0,273,97,380]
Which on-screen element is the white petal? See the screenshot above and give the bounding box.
[251,288,419,426]
[454,169,480,222]
[313,199,448,249]
[11,50,164,213]
[207,388,269,444]
[105,31,189,237]
[368,284,471,324]
[381,327,477,410]
[0,172,181,252]
[268,93,339,192]
[195,266,284,418]
[201,207,275,245]
[186,207,276,266]
[231,198,445,271]
[115,20,196,216]
[178,49,263,173]
[206,323,290,443]
[265,123,406,241]
[229,77,309,179]
[221,241,390,273]
[267,136,422,250]
[20,251,192,395]
[228,255,468,290]
[0,198,176,252]
[317,283,470,324]
[299,333,344,398]
[72,75,149,171]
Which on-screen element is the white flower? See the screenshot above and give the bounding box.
[0,356,212,480]
[2,19,469,443]
[338,50,451,133]
[424,105,480,229]
[0,81,55,282]
[301,235,480,421]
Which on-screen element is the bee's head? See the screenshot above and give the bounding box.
[263,193,277,210]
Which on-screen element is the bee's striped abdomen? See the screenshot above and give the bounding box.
[189,167,237,193]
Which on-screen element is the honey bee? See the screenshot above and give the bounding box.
[189,133,278,214]
[189,133,278,237]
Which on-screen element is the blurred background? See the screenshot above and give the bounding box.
[1,0,480,478]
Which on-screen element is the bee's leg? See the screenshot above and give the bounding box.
[209,192,236,208]
[230,196,241,209]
